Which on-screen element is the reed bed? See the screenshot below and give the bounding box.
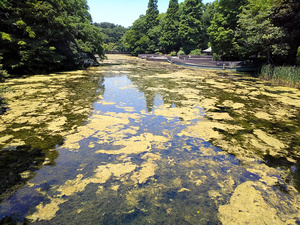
[260,65,300,88]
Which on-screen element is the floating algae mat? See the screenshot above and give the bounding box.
[0,55,300,224]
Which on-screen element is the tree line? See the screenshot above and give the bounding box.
[122,0,300,66]
[0,0,105,79]
[0,0,299,81]
[93,22,128,52]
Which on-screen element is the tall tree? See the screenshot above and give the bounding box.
[94,22,128,51]
[159,0,180,53]
[207,0,247,60]
[201,2,217,49]
[271,0,300,65]
[146,0,159,30]
[178,0,204,54]
[122,15,150,55]
[236,0,288,64]
[0,0,104,75]
[145,0,160,52]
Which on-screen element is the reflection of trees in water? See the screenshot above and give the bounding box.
[0,71,105,204]
[128,75,184,112]
[0,96,6,115]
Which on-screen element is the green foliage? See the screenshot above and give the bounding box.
[169,51,177,56]
[146,0,159,30]
[122,16,151,56]
[260,64,300,87]
[207,0,247,60]
[189,49,202,55]
[144,0,160,53]
[121,0,298,67]
[271,0,300,65]
[0,0,104,75]
[0,55,9,81]
[178,0,204,54]
[159,0,180,53]
[236,0,289,63]
[94,22,127,51]
[201,2,217,49]
[177,49,185,56]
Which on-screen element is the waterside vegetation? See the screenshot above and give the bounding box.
[0,0,105,78]
[121,0,299,87]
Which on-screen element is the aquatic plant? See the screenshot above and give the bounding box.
[260,64,300,88]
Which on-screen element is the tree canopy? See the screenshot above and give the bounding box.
[121,0,299,65]
[159,0,180,53]
[179,0,204,54]
[0,0,104,76]
[94,22,127,52]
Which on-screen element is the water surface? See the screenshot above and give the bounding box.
[0,55,299,224]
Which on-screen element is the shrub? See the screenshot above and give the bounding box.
[189,49,202,55]
[0,55,9,82]
[213,53,220,61]
[169,51,177,56]
[177,49,185,56]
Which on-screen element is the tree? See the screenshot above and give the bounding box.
[0,0,104,75]
[146,0,159,30]
[270,0,300,65]
[207,0,247,60]
[145,0,160,53]
[236,0,288,64]
[201,2,217,49]
[94,22,128,51]
[122,15,150,55]
[159,0,180,53]
[178,0,204,54]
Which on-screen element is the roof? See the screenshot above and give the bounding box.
[203,47,212,52]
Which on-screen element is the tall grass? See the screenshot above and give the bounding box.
[259,65,300,88]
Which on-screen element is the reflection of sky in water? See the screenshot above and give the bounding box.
[0,72,299,224]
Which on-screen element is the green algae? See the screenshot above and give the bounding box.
[0,69,105,202]
[0,55,299,224]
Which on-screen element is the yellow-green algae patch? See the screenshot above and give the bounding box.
[253,129,286,150]
[130,158,157,184]
[218,180,300,225]
[2,54,300,224]
[27,198,67,222]
[95,133,169,155]
[27,162,137,222]
[178,120,243,142]
[219,181,284,225]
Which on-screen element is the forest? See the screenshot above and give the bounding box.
[0,0,299,80]
[122,0,300,66]
[0,0,105,78]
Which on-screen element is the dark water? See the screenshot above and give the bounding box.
[0,57,299,224]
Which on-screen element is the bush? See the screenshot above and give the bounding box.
[169,51,177,56]
[213,53,220,61]
[189,49,202,55]
[0,55,9,82]
[177,49,185,56]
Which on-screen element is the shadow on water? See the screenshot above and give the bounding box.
[0,69,105,216]
[1,57,300,224]
[263,154,300,192]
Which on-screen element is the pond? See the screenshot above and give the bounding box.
[0,55,299,224]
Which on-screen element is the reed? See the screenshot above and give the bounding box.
[259,65,300,88]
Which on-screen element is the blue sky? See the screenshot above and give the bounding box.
[87,0,212,27]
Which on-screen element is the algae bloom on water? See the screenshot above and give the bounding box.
[0,55,299,224]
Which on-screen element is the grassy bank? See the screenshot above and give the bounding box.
[259,65,300,89]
